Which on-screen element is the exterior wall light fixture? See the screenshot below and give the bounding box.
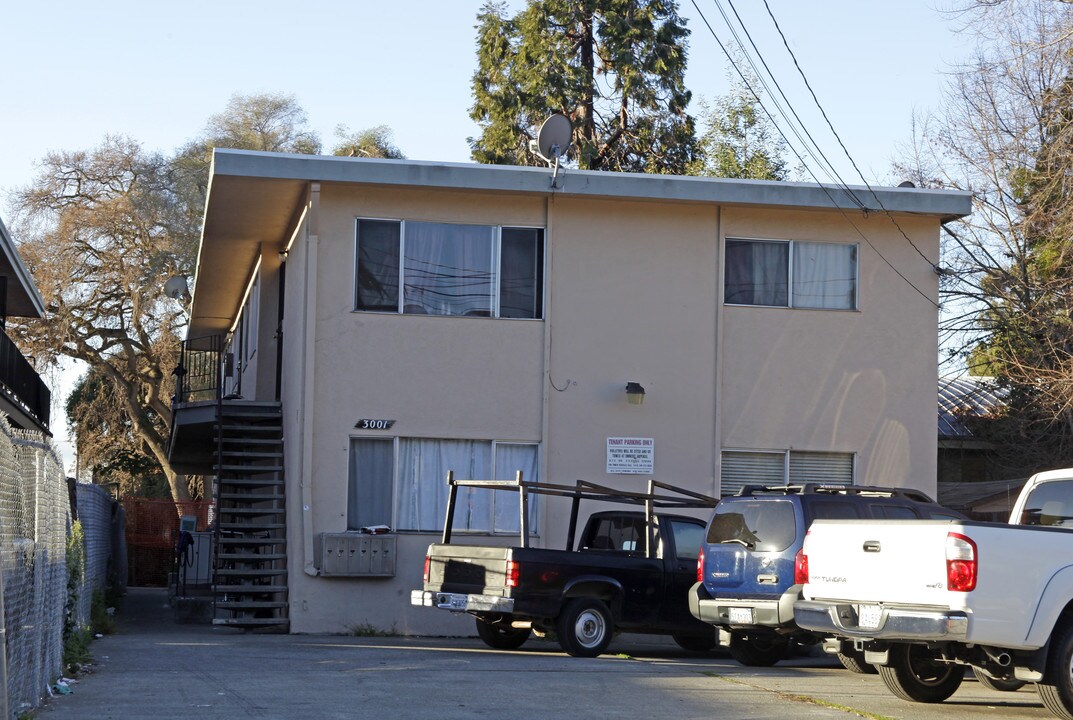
[625,382,646,405]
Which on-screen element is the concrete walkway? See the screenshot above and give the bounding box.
[36,587,1053,720]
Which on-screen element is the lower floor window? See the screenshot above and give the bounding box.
[720,449,855,497]
[349,438,539,532]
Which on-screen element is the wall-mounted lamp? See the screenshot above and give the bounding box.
[625,382,646,406]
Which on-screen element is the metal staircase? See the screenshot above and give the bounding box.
[212,401,289,630]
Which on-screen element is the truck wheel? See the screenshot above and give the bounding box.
[878,643,963,703]
[727,632,788,667]
[673,629,717,652]
[972,666,1025,692]
[557,598,613,658]
[838,649,878,674]
[474,617,531,650]
[1038,621,1073,720]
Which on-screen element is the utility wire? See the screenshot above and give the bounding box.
[687,0,940,309]
[758,0,937,270]
[712,0,865,208]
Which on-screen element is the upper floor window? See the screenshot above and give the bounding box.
[725,238,857,310]
[354,219,544,319]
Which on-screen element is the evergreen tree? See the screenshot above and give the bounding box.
[690,58,790,180]
[469,0,696,173]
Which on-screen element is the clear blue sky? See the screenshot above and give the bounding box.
[3,0,971,471]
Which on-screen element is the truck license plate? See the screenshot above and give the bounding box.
[436,594,468,610]
[856,604,882,629]
[728,607,752,624]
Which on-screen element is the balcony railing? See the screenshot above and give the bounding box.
[0,330,50,429]
[174,334,223,405]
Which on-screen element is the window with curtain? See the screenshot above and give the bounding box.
[348,438,395,530]
[355,219,544,318]
[724,238,857,310]
[348,437,540,532]
[720,449,855,497]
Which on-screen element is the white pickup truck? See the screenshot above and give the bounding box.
[794,468,1073,719]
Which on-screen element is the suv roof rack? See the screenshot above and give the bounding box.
[734,483,934,503]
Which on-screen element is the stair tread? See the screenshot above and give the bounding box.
[215,601,289,609]
[214,585,288,593]
[216,570,288,577]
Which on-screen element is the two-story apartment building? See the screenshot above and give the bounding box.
[168,149,970,634]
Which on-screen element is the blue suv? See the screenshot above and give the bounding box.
[688,484,962,669]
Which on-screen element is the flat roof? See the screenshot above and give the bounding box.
[211,149,972,219]
[190,149,972,337]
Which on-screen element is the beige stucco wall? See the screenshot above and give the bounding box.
[271,184,941,635]
[718,208,939,493]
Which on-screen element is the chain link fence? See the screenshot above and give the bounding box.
[0,418,124,719]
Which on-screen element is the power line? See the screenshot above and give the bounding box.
[757,0,938,270]
[687,0,940,309]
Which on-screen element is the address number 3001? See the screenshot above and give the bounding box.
[355,419,396,430]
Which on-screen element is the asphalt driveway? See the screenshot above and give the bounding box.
[36,588,1052,720]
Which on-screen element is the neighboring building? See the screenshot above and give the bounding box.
[937,375,1005,485]
[168,149,971,634]
[0,216,50,433]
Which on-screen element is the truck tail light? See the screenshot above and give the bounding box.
[794,548,809,585]
[506,560,520,588]
[946,532,977,592]
[696,547,705,583]
[423,555,430,584]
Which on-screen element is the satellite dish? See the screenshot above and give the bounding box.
[535,114,572,165]
[898,180,916,188]
[164,276,189,300]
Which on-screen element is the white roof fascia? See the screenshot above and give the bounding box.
[209,148,973,221]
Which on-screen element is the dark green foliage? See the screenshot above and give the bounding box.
[469,0,696,173]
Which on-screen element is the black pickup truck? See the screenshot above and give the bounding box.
[410,474,718,657]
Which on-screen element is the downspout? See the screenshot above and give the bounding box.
[713,205,724,498]
[539,191,557,545]
[300,183,320,576]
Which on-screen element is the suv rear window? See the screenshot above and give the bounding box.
[706,500,795,551]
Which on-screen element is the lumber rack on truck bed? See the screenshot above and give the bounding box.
[440,471,719,559]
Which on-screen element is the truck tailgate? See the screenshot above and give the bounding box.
[802,519,960,607]
[425,544,512,595]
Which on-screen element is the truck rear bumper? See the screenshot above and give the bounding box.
[410,590,515,614]
[794,600,968,641]
[689,582,798,628]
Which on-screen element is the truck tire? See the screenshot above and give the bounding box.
[672,629,717,652]
[838,649,878,674]
[1038,621,1073,720]
[972,666,1025,692]
[557,598,613,658]
[878,643,963,703]
[727,631,788,667]
[474,617,531,650]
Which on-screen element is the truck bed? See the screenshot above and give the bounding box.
[800,518,1073,649]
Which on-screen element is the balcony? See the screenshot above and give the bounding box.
[0,329,50,433]
[168,335,224,474]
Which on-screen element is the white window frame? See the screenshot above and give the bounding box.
[347,435,541,534]
[353,217,545,319]
[724,236,859,310]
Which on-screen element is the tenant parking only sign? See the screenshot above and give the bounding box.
[606,437,654,475]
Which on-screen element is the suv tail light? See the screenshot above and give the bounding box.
[696,546,705,583]
[506,560,520,588]
[794,548,809,585]
[946,532,977,592]
[423,555,431,584]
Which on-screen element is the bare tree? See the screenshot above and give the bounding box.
[900,0,1073,473]
[12,136,193,500]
